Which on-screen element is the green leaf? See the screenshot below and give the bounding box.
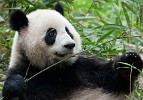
[97,29,116,43]
[24,0,37,6]
[123,2,137,15]
[106,24,126,29]
[0,16,4,22]
[0,82,3,87]
[122,2,131,28]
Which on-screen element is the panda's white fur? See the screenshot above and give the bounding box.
[9,10,81,69]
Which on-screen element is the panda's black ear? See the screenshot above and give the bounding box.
[9,10,28,31]
[55,3,64,16]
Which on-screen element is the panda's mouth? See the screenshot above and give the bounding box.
[55,52,68,57]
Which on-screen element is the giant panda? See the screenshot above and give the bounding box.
[2,3,143,100]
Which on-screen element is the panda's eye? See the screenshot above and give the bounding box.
[45,28,57,45]
[47,28,57,37]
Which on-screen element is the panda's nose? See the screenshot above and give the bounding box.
[64,43,75,49]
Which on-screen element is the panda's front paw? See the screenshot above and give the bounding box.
[2,74,27,99]
[115,52,143,80]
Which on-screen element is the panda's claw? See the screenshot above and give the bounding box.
[114,52,143,80]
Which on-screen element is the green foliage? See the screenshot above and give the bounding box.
[0,0,143,99]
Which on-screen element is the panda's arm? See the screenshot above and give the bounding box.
[2,60,29,100]
[75,52,142,94]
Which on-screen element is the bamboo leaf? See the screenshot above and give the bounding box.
[122,2,131,28]
[0,16,4,22]
[24,0,37,7]
[0,82,3,87]
[97,29,116,43]
[106,24,126,29]
[122,2,137,15]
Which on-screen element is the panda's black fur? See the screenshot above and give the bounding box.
[2,3,143,100]
[9,10,28,31]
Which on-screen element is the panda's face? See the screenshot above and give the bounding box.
[45,27,75,57]
[16,10,81,68]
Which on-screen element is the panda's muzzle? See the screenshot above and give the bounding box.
[55,49,74,57]
[55,43,75,57]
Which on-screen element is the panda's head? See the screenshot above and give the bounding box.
[9,4,81,68]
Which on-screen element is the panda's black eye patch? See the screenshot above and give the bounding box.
[65,27,73,39]
[47,28,57,37]
[44,28,57,45]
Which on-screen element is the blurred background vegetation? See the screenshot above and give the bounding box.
[0,0,143,99]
